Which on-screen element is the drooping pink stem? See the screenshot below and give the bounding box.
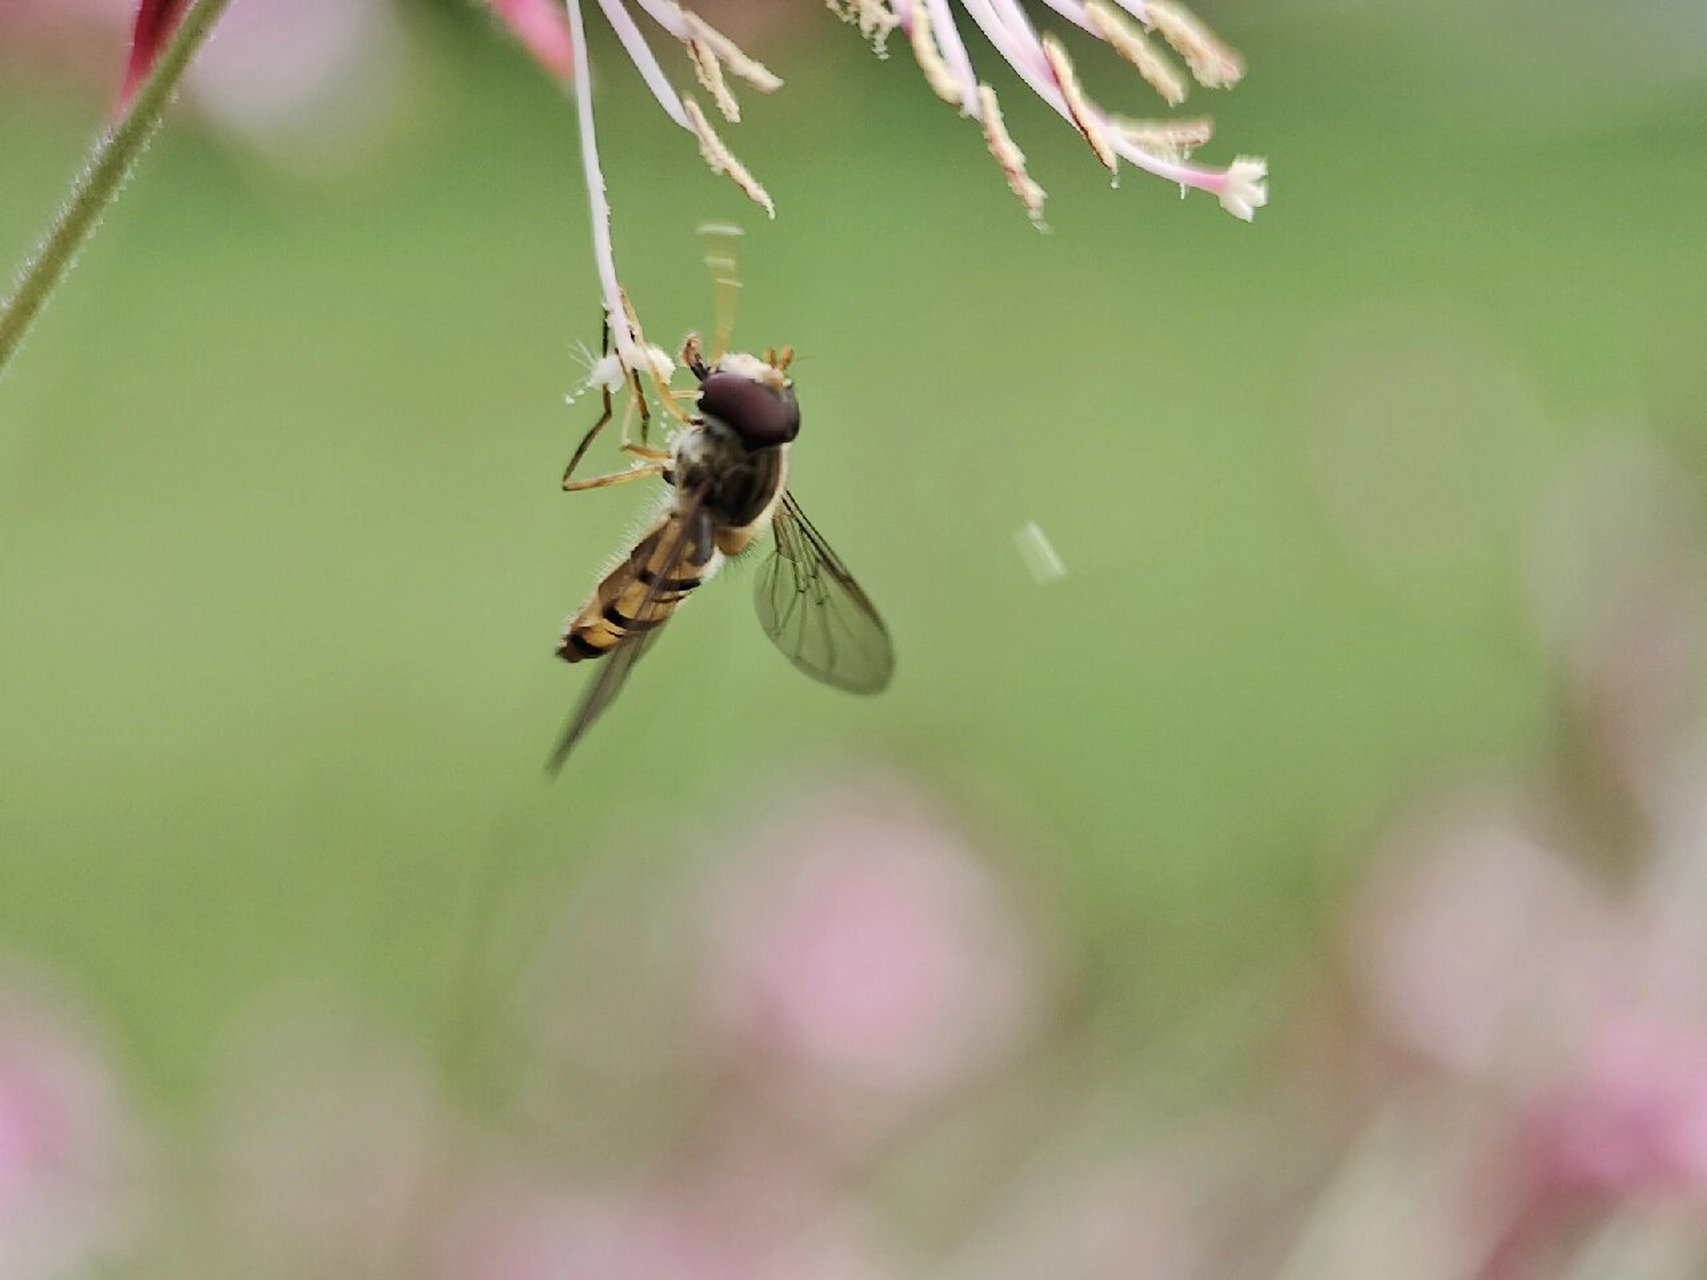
[564,0,640,366]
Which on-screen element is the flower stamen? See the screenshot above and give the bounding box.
[977,84,1047,222]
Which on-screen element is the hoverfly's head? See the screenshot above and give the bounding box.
[696,350,799,449]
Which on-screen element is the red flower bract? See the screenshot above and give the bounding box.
[116,0,190,114]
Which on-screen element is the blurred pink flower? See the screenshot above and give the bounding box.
[1347,795,1613,1076]
[434,1183,631,1280]
[0,974,140,1277]
[946,1154,1210,1280]
[436,1134,898,1280]
[699,778,1037,1104]
[198,1003,448,1275]
[1527,432,1707,824]
[1336,773,1707,1275]
[110,0,569,118]
[178,0,411,172]
[1520,1015,1707,1200]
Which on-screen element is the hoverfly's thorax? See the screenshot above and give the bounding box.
[672,421,787,532]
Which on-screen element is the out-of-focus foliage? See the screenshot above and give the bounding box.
[2,0,1707,1274]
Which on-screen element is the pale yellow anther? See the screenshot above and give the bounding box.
[1143,0,1244,89]
[1085,0,1186,106]
[683,98,776,218]
[908,5,963,107]
[1041,34,1116,174]
[826,0,899,52]
[676,7,783,93]
[977,84,1045,222]
[1109,113,1214,160]
[687,36,741,122]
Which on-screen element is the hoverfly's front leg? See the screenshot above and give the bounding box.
[561,460,669,493]
[563,315,623,489]
[562,384,615,489]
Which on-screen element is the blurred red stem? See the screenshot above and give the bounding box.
[0,0,233,379]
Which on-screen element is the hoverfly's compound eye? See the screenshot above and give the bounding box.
[697,371,800,447]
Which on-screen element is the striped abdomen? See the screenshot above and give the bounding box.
[557,508,721,662]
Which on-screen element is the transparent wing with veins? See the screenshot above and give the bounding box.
[754,491,894,695]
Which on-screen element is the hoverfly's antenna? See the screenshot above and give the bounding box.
[697,222,744,365]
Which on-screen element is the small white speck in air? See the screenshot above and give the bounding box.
[1013,520,1067,584]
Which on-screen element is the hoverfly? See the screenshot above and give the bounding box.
[547,233,894,773]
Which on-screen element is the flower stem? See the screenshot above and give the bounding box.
[565,0,641,369]
[0,0,235,379]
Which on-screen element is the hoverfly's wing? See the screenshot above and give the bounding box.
[755,491,895,694]
[547,491,712,775]
[546,630,659,775]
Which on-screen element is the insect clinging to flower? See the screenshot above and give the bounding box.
[548,230,894,773]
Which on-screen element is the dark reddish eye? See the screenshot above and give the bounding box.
[698,372,799,447]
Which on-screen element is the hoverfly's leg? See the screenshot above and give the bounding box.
[561,460,668,493]
[562,384,615,489]
[698,222,742,364]
[627,368,653,448]
[562,313,618,488]
[612,371,670,462]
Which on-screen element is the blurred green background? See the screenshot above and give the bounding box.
[1,0,1704,1108]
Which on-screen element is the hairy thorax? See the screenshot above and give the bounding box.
[673,420,789,553]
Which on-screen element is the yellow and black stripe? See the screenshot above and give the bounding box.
[557,512,720,663]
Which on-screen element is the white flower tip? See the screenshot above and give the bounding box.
[1218,156,1268,221]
